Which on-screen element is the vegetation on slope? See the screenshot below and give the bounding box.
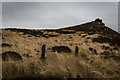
[2,19,120,79]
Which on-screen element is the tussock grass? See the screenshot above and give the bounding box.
[2,29,119,79]
[2,51,119,78]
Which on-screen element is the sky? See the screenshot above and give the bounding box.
[118,2,120,33]
[2,0,120,2]
[2,2,118,32]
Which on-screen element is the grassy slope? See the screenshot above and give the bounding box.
[2,19,120,78]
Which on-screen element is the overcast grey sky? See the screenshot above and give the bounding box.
[2,2,118,31]
[118,2,120,33]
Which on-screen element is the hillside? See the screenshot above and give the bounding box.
[1,19,120,79]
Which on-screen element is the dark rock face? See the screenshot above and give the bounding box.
[52,46,71,53]
[95,18,102,23]
[2,51,22,61]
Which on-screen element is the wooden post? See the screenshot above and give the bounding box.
[41,44,46,59]
[75,46,78,56]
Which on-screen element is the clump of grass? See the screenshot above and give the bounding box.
[2,60,46,78]
[2,51,119,78]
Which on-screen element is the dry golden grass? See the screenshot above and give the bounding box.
[2,51,119,78]
[2,29,119,78]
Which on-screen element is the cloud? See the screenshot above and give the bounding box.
[2,2,118,31]
[118,1,120,33]
[2,0,120,2]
